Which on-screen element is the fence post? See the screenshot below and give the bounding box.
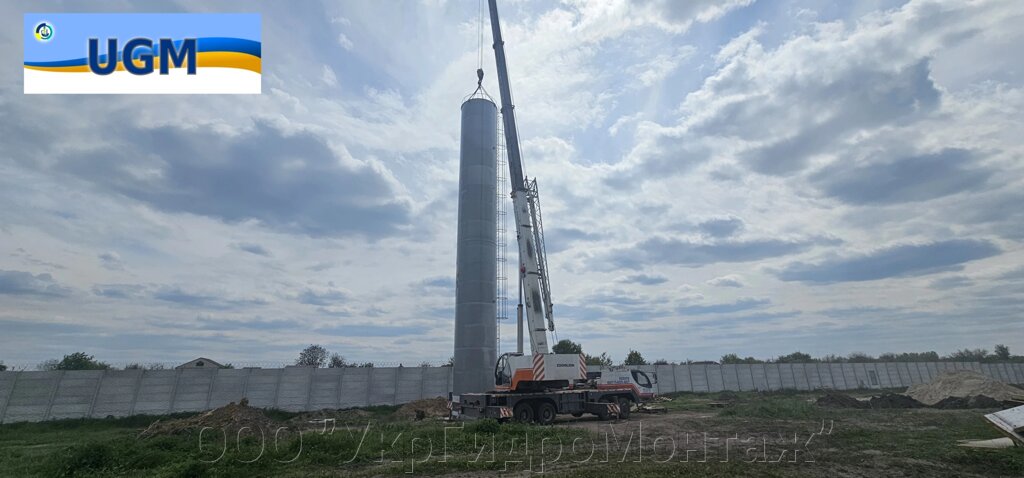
[1,372,20,424]
[87,369,106,418]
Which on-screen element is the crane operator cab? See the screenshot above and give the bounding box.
[495,352,657,400]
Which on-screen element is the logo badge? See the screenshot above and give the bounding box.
[34,22,53,42]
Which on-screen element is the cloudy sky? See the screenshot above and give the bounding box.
[2,0,1023,368]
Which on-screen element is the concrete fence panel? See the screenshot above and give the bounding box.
[49,369,102,420]
[656,364,676,394]
[339,367,370,408]
[706,365,724,392]
[208,369,249,409]
[690,365,710,392]
[3,361,1024,424]
[91,370,140,418]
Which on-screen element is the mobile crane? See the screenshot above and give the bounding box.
[454,0,656,424]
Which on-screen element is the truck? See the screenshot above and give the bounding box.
[453,0,656,424]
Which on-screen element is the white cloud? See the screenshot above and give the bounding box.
[337,32,354,50]
[321,65,338,86]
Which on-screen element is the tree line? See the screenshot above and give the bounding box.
[550,340,1024,366]
[4,343,1019,372]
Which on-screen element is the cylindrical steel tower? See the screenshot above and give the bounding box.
[453,97,498,395]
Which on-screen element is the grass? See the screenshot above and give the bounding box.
[0,393,1021,477]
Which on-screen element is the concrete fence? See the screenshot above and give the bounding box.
[1,362,1022,424]
[618,361,1024,394]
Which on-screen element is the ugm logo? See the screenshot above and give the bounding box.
[24,13,261,94]
[88,38,197,75]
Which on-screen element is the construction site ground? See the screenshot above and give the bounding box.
[0,390,1021,477]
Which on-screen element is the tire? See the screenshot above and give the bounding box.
[513,402,534,423]
[596,397,614,421]
[535,401,557,425]
[617,397,632,420]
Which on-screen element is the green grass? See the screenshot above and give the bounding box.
[1,393,1022,477]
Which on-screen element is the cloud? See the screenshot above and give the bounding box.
[811,148,992,205]
[60,120,412,239]
[296,287,350,306]
[697,217,743,238]
[97,251,125,271]
[321,65,338,86]
[337,33,354,50]
[92,284,146,299]
[707,275,744,288]
[153,287,268,310]
[678,298,770,315]
[0,270,72,297]
[620,273,668,286]
[232,242,271,257]
[775,239,1001,284]
[928,275,974,290]
[608,236,823,269]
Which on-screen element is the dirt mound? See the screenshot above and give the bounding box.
[393,397,449,421]
[906,370,1023,405]
[139,399,279,439]
[869,393,925,409]
[931,395,1003,409]
[286,408,373,427]
[816,392,869,409]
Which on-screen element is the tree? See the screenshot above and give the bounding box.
[624,349,648,366]
[221,363,235,369]
[584,352,613,367]
[328,353,347,368]
[0,361,6,372]
[653,359,670,365]
[552,339,583,355]
[774,352,814,363]
[994,344,1010,361]
[721,353,742,364]
[721,354,762,364]
[948,348,988,362]
[357,362,374,368]
[46,352,110,371]
[296,344,329,368]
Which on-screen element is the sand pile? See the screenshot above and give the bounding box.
[139,398,279,439]
[393,397,449,420]
[906,370,1023,405]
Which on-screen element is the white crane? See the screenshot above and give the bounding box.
[487,0,583,391]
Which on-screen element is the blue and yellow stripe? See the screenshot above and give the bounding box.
[23,37,261,73]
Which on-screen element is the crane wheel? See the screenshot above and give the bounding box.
[535,401,557,425]
[513,402,534,423]
[617,397,632,420]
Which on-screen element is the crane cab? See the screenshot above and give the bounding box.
[495,352,587,392]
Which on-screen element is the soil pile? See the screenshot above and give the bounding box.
[868,393,925,409]
[393,397,449,420]
[139,398,279,439]
[816,392,869,409]
[286,408,372,427]
[906,370,1023,405]
[931,395,1003,409]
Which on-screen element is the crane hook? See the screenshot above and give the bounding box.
[477,68,484,87]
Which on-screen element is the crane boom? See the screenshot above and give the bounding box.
[487,0,553,355]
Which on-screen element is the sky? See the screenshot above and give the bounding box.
[1,0,1023,368]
